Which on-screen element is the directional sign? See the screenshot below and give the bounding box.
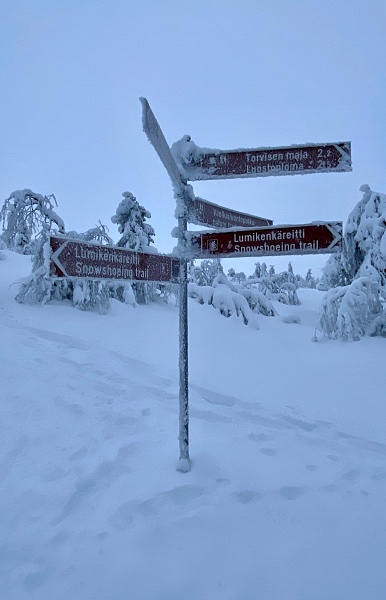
[189,222,342,259]
[187,197,273,229]
[49,236,180,283]
[140,97,185,191]
[180,142,352,181]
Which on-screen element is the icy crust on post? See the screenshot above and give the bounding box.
[171,136,352,180]
[171,135,225,179]
[173,183,195,222]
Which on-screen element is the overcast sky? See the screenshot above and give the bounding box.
[2,0,386,275]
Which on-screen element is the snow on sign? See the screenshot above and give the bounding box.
[49,236,180,283]
[179,142,352,181]
[140,97,184,190]
[190,222,342,259]
[188,196,273,229]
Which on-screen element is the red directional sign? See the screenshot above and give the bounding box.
[49,236,180,283]
[190,222,342,259]
[187,197,272,229]
[181,142,352,181]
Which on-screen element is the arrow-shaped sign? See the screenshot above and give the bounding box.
[49,236,180,283]
[187,196,273,229]
[189,222,342,259]
[50,239,70,277]
[177,141,352,181]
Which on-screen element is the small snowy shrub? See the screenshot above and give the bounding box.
[0,238,6,260]
[15,227,52,305]
[319,278,382,341]
[73,279,112,315]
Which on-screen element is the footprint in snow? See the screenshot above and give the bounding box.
[341,468,360,481]
[279,486,306,500]
[232,490,263,504]
[116,485,204,521]
[259,447,277,456]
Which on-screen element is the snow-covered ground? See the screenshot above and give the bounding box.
[2,250,386,600]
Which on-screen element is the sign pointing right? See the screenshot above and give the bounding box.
[178,142,352,181]
[189,222,342,259]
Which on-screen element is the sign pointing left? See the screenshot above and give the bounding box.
[49,236,180,283]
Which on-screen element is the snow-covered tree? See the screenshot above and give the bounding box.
[0,238,6,261]
[287,261,295,283]
[253,262,261,278]
[112,191,155,250]
[248,261,301,306]
[111,191,157,304]
[229,270,246,284]
[305,269,317,289]
[200,258,222,286]
[1,189,64,254]
[189,258,222,287]
[317,185,386,340]
[65,224,115,314]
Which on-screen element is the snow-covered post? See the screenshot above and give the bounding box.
[176,193,190,472]
[140,97,191,471]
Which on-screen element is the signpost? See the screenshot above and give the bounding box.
[180,142,352,181]
[187,197,272,229]
[49,235,180,283]
[138,96,351,471]
[140,99,191,472]
[190,222,342,259]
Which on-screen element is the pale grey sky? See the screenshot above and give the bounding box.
[2,0,386,275]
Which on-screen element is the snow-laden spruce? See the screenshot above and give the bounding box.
[110,191,174,305]
[317,185,386,340]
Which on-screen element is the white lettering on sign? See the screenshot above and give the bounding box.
[213,208,261,227]
[233,240,319,254]
[246,163,304,174]
[233,228,306,243]
[75,245,140,266]
[75,262,135,279]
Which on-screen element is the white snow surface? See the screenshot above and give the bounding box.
[2,250,386,600]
